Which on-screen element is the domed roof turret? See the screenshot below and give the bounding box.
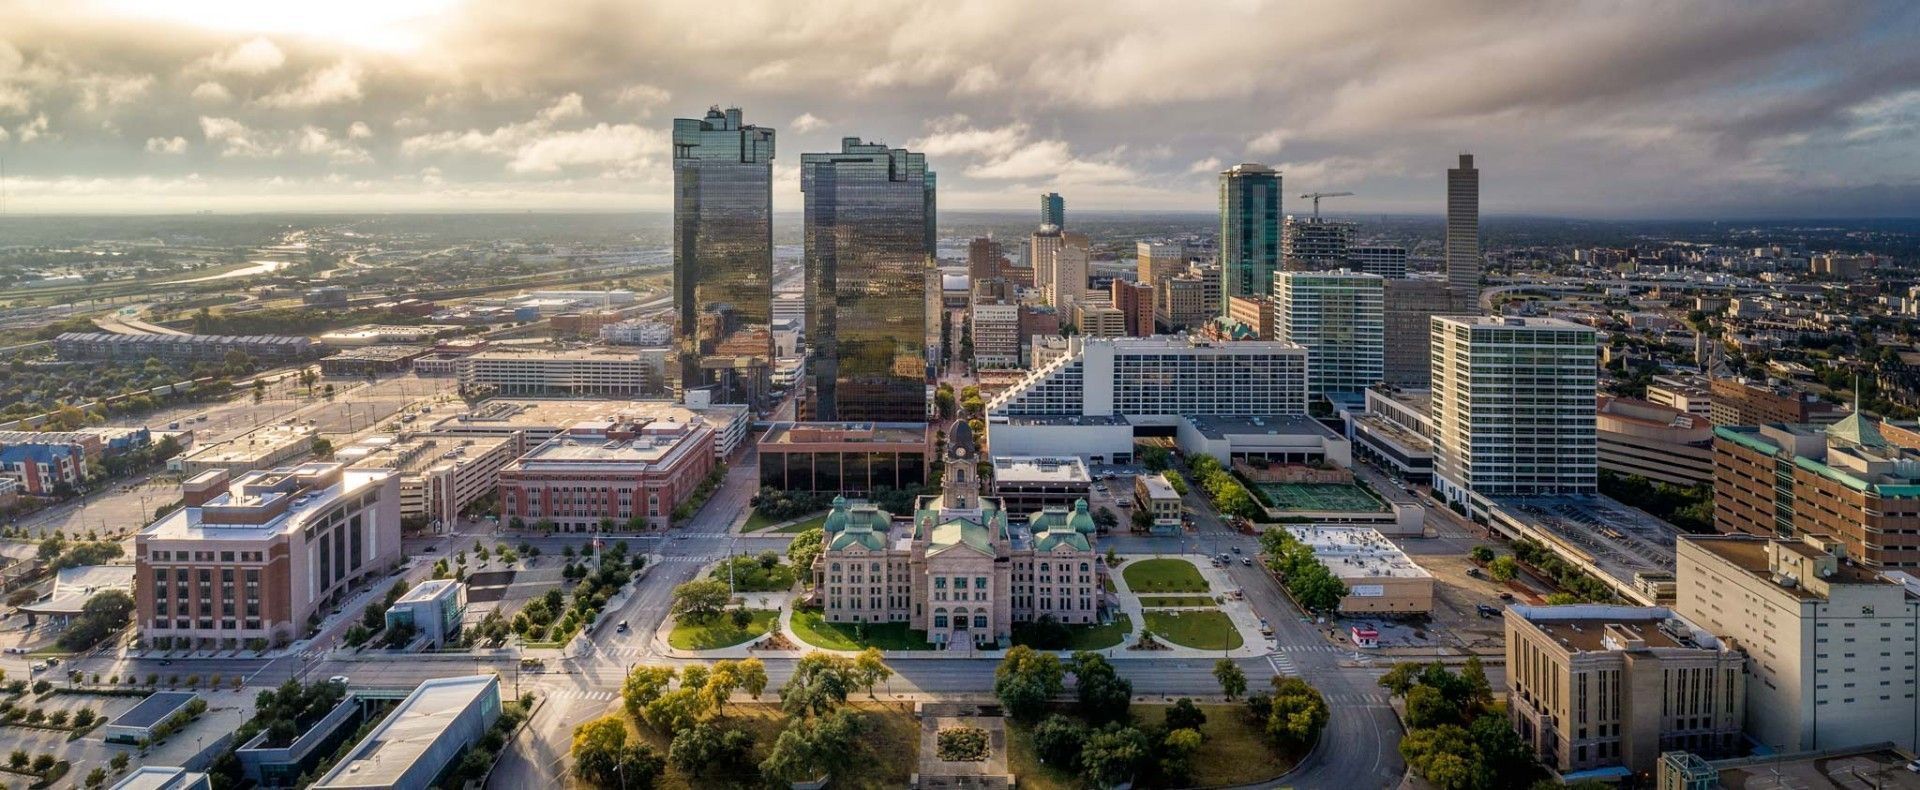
[823,495,851,534]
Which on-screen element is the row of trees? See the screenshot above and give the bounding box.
[1508,538,1616,603]
[1379,659,1546,790]
[1185,455,1261,520]
[1256,528,1349,612]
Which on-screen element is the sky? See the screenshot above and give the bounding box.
[0,0,1917,218]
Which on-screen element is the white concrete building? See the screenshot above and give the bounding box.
[457,348,668,397]
[987,336,1307,421]
[1430,316,1598,511]
[1275,270,1385,397]
[1349,246,1409,279]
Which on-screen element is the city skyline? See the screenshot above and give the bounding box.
[0,1,1914,218]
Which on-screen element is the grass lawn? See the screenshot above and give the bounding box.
[743,508,826,533]
[710,556,798,592]
[1007,703,1295,790]
[1011,614,1134,650]
[1144,610,1243,650]
[667,609,778,650]
[791,609,936,651]
[1123,558,1210,593]
[770,513,828,534]
[1138,595,1216,608]
[623,701,919,789]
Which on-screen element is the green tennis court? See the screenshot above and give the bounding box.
[1253,482,1385,512]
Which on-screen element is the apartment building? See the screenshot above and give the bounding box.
[136,463,402,647]
[1676,534,1920,752]
[1430,316,1598,511]
[1275,270,1384,397]
[53,332,317,363]
[497,417,715,531]
[1712,415,1920,568]
[1110,280,1155,337]
[1505,604,1745,777]
[1072,303,1128,338]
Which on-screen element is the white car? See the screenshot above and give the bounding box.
[328,675,350,686]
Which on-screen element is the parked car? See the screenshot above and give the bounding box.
[1476,604,1501,618]
[1498,592,1516,601]
[1465,567,1482,578]
[1241,557,1254,566]
[329,675,350,685]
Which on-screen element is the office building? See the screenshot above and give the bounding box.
[968,237,1007,283]
[1049,233,1090,310]
[1596,396,1713,486]
[1041,192,1065,228]
[497,417,716,531]
[599,319,671,347]
[1137,241,1189,286]
[1505,604,1745,776]
[1676,534,1920,752]
[1133,473,1183,533]
[988,336,1307,420]
[384,579,465,648]
[758,422,930,495]
[1430,316,1598,510]
[1647,375,1713,418]
[1029,225,1063,300]
[800,137,935,422]
[1446,153,1480,300]
[1275,270,1384,397]
[340,435,518,527]
[672,106,775,405]
[1350,245,1409,279]
[813,428,1100,646]
[457,348,668,398]
[1712,415,1920,568]
[106,692,204,745]
[54,332,317,363]
[971,302,1022,368]
[1351,387,1435,483]
[1072,303,1127,338]
[1219,163,1282,315]
[313,675,502,790]
[1383,277,1453,387]
[136,463,402,647]
[427,399,746,460]
[988,456,1093,513]
[1156,263,1222,331]
[1110,280,1155,337]
[1219,295,1277,341]
[1281,216,1353,271]
[1288,525,1433,613]
[1708,376,1835,427]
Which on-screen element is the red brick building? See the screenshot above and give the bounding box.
[498,417,715,531]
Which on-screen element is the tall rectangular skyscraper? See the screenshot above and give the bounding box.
[1445,153,1480,301]
[1041,192,1065,228]
[1429,316,1597,511]
[800,137,936,422]
[1275,270,1384,397]
[672,106,775,405]
[1219,163,1281,316]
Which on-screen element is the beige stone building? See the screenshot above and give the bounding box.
[813,426,1102,647]
[1675,534,1920,752]
[1504,604,1746,778]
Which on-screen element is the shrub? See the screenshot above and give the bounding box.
[936,726,990,762]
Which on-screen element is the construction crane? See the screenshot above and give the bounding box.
[1298,191,1353,219]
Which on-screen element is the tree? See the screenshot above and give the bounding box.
[1266,676,1330,749]
[669,723,754,779]
[1080,724,1151,788]
[1165,698,1207,733]
[1461,656,1494,713]
[59,589,135,651]
[1488,555,1518,582]
[1159,726,1205,786]
[670,579,731,624]
[1213,659,1247,700]
[1071,651,1132,724]
[1399,724,1478,790]
[1470,713,1538,787]
[310,436,333,460]
[641,688,705,734]
[1029,715,1087,770]
[786,528,825,585]
[781,652,856,718]
[1406,684,1455,729]
[994,646,1065,721]
[759,709,866,784]
[737,657,769,700]
[1469,546,1495,564]
[621,666,676,721]
[854,647,892,698]
[570,716,665,789]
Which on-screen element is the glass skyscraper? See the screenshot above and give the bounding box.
[672,106,775,405]
[1041,192,1065,228]
[1219,163,1281,316]
[801,137,936,422]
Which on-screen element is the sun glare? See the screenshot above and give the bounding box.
[88,0,463,51]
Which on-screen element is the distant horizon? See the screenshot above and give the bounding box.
[4,208,1920,225]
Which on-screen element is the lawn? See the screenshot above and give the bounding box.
[1138,595,1216,608]
[667,609,778,650]
[770,513,828,534]
[1006,703,1295,789]
[710,556,798,592]
[743,508,827,533]
[1123,558,1210,593]
[1144,610,1243,650]
[791,609,936,651]
[1011,614,1134,650]
[624,702,919,789]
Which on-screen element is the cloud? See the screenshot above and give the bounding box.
[1187,157,1222,175]
[296,126,373,164]
[190,81,233,104]
[75,74,153,112]
[950,65,1001,96]
[538,93,586,124]
[912,118,1136,184]
[508,123,664,174]
[257,62,363,109]
[145,136,188,154]
[790,113,827,133]
[347,121,374,140]
[613,84,670,110]
[1248,130,1290,156]
[200,37,286,76]
[15,114,49,143]
[199,116,275,157]
[909,119,1028,159]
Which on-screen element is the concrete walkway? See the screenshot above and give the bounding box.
[1108,555,1270,659]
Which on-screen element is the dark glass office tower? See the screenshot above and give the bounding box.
[672,106,775,405]
[1219,163,1281,316]
[1041,192,1065,228]
[801,137,936,422]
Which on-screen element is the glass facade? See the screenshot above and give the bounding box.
[673,106,776,405]
[801,137,936,422]
[759,449,929,494]
[1219,163,1281,315]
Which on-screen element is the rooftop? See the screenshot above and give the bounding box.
[315,675,498,789]
[508,421,707,468]
[759,421,929,446]
[1137,473,1178,499]
[110,767,209,790]
[142,463,391,542]
[989,456,1091,484]
[393,579,460,605]
[1510,604,1726,653]
[1490,495,1681,592]
[1186,414,1341,440]
[1286,525,1429,579]
[176,423,314,465]
[463,347,657,362]
[1683,534,1894,599]
[111,692,200,730]
[430,399,743,438]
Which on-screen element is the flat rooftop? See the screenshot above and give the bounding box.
[463,347,654,362]
[514,426,701,466]
[759,421,930,445]
[1286,525,1429,579]
[1255,481,1387,513]
[1137,474,1178,499]
[393,579,459,606]
[343,435,514,476]
[111,692,200,730]
[1491,495,1680,590]
[1186,414,1339,440]
[143,464,390,542]
[990,456,1091,484]
[176,423,313,464]
[1684,535,1893,598]
[997,415,1130,427]
[1352,413,1432,453]
[1511,604,1724,653]
[316,675,497,789]
[111,767,210,790]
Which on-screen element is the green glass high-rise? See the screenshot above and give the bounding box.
[672,106,775,405]
[1219,163,1281,316]
[1041,192,1065,228]
[801,137,936,422]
